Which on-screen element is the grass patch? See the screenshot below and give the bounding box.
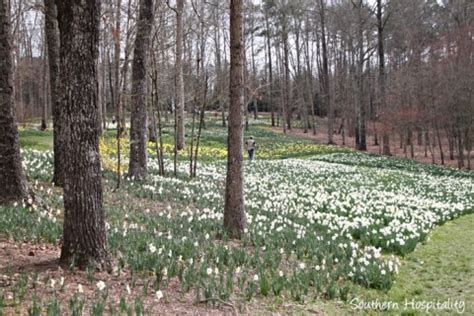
[18,129,53,151]
[339,213,474,315]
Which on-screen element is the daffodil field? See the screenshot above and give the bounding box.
[1,123,473,314]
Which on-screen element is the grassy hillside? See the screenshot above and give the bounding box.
[1,119,472,315]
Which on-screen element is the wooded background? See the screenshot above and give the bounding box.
[8,0,474,169]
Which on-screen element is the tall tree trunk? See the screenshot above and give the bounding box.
[465,127,472,170]
[355,1,367,151]
[99,45,105,134]
[294,18,307,133]
[175,0,185,150]
[212,2,226,128]
[377,0,390,155]
[250,15,258,121]
[0,0,28,203]
[108,50,115,131]
[456,128,464,169]
[435,125,444,165]
[56,0,109,268]
[424,130,429,157]
[192,74,207,178]
[264,11,274,127]
[318,0,333,144]
[45,0,63,186]
[147,79,157,142]
[224,0,246,239]
[304,16,316,135]
[282,24,291,131]
[41,39,48,131]
[114,0,122,188]
[120,0,133,134]
[128,0,154,179]
[447,129,454,160]
[113,0,121,124]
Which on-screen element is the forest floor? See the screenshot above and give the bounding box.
[2,213,472,315]
[1,116,473,315]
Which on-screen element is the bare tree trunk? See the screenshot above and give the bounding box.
[129,0,154,179]
[99,45,105,134]
[56,0,109,268]
[264,10,275,127]
[318,0,333,144]
[304,15,316,135]
[428,130,436,164]
[44,0,63,186]
[447,129,454,160]
[465,127,472,170]
[41,38,48,131]
[189,51,201,177]
[436,125,444,165]
[107,49,115,131]
[0,0,28,203]
[189,100,196,177]
[399,131,403,149]
[212,3,226,128]
[377,0,390,155]
[424,130,428,157]
[341,118,346,145]
[243,43,249,132]
[224,0,246,239]
[119,0,133,134]
[147,79,157,142]
[456,128,464,169]
[193,74,207,178]
[120,50,130,134]
[151,52,164,175]
[355,1,367,151]
[282,18,291,131]
[293,17,307,133]
[114,0,122,188]
[417,128,423,146]
[175,0,185,150]
[250,16,258,121]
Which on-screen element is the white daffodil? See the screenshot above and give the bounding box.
[96,281,106,291]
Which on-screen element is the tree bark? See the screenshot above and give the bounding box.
[264,10,275,127]
[282,21,291,131]
[224,0,246,239]
[119,0,133,133]
[377,0,390,155]
[304,15,316,135]
[114,0,122,188]
[212,2,226,128]
[41,40,48,131]
[0,0,28,204]
[56,0,109,268]
[45,0,63,185]
[355,1,367,151]
[175,0,185,150]
[128,0,154,179]
[318,0,333,144]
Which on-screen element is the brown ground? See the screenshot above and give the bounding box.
[0,238,239,315]
[0,238,332,315]
[271,116,471,170]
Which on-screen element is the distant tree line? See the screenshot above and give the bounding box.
[7,0,474,169]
